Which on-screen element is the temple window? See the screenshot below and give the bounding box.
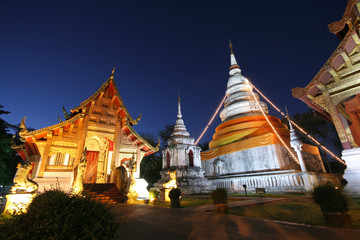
[47,152,74,166]
[188,150,194,167]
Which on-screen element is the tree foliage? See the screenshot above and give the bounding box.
[140,124,174,188]
[0,105,21,186]
[288,110,345,173]
[140,132,162,188]
[0,189,119,239]
[158,124,174,148]
[198,141,209,151]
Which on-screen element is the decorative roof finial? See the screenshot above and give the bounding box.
[110,66,115,80]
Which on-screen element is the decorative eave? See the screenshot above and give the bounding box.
[328,0,358,34]
[20,113,82,139]
[292,28,357,115]
[125,122,159,156]
[72,77,135,124]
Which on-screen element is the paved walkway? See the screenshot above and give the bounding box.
[112,201,360,240]
[187,196,288,212]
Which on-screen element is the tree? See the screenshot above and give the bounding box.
[140,124,174,188]
[198,141,210,151]
[0,105,22,187]
[287,110,345,173]
[140,132,162,188]
[158,124,174,148]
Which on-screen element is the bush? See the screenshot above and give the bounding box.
[312,182,349,213]
[0,189,119,239]
[149,189,160,199]
[211,188,227,204]
[169,188,181,208]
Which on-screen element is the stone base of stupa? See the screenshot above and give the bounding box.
[202,144,299,176]
[155,166,213,194]
[201,144,340,193]
[207,170,341,193]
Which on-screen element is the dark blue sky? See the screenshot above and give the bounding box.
[0,0,347,143]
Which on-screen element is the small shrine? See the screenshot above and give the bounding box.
[10,68,158,201]
[155,95,212,195]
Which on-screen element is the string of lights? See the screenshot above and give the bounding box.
[195,95,227,145]
[249,87,300,164]
[249,82,346,165]
[194,78,345,166]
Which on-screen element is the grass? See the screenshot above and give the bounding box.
[228,199,326,226]
[154,194,360,228]
[155,197,213,208]
[228,197,360,228]
[349,198,360,228]
[228,192,308,198]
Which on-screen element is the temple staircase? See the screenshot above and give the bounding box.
[83,183,125,204]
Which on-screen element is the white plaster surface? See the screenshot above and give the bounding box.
[33,177,72,193]
[343,147,360,196]
[201,144,299,177]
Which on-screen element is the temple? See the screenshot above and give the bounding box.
[155,94,212,194]
[200,42,338,192]
[13,68,158,193]
[292,0,360,195]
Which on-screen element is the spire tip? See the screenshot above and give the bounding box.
[229,39,234,55]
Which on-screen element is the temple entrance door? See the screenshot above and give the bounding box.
[84,151,99,183]
[344,94,360,146]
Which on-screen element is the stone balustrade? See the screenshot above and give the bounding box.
[209,170,342,193]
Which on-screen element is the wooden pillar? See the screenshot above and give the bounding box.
[323,90,353,149]
[112,119,122,171]
[37,131,53,178]
[74,115,89,167]
[134,148,141,179]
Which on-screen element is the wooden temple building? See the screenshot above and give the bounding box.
[292,0,360,195]
[14,69,158,192]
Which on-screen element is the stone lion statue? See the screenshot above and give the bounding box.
[10,161,38,193]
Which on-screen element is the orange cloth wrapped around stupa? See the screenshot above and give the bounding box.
[209,115,289,149]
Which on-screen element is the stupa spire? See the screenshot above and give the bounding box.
[286,107,294,131]
[177,89,182,118]
[229,39,240,72]
[220,41,268,122]
[229,39,234,55]
[171,90,190,140]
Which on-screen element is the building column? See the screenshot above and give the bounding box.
[112,118,122,171]
[37,131,53,178]
[74,115,89,167]
[323,90,353,149]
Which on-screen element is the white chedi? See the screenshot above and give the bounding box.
[155,95,212,194]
